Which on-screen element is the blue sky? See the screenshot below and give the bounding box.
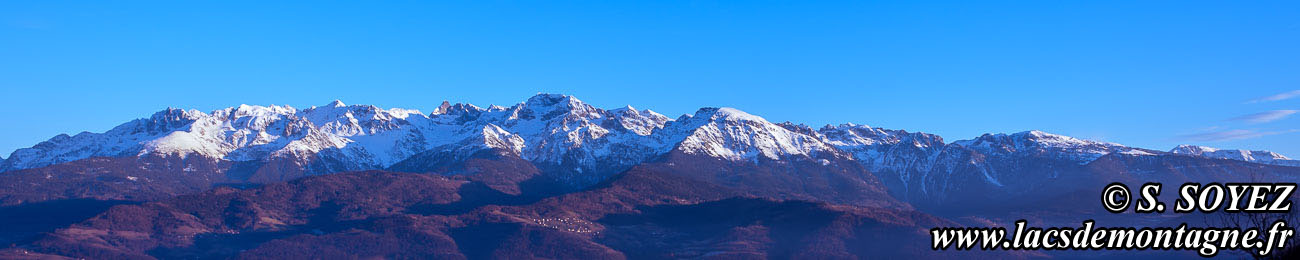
[2,1,1299,157]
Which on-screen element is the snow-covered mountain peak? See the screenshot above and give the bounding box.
[305,103,427,135]
[610,106,670,136]
[819,124,894,147]
[385,108,424,119]
[9,94,1296,185]
[524,93,584,108]
[326,99,346,108]
[479,124,526,154]
[1170,145,1220,155]
[215,104,295,122]
[956,130,1117,148]
[661,107,834,161]
[303,102,420,120]
[953,130,1138,163]
[431,102,485,122]
[1016,130,1123,147]
[511,93,601,122]
[138,108,207,134]
[520,94,604,124]
[2,101,453,171]
[1170,145,1299,167]
[829,122,870,129]
[701,107,768,123]
[371,94,670,181]
[431,101,454,115]
[814,124,948,174]
[151,107,207,121]
[776,122,822,138]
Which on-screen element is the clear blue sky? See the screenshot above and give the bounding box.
[2,1,1299,157]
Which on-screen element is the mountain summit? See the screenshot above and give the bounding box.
[2,94,1299,259]
[2,94,1297,209]
[1170,144,1300,167]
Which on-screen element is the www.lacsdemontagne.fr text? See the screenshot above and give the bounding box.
[931,219,1293,257]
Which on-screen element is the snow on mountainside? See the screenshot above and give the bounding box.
[410,94,676,186]
[2,101,448,173]
[951,130,1151,164]
[1170,145,1300,167]
[657,107,839,161]
[472,94,665,165]
[0,94,678,184]
[819,123,946,173]
[817,127,1175,207]
[2,108,207,171]
[4,93,1295,192]
[0,94,865,184]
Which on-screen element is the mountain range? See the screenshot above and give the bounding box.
[1,93,1297,259]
